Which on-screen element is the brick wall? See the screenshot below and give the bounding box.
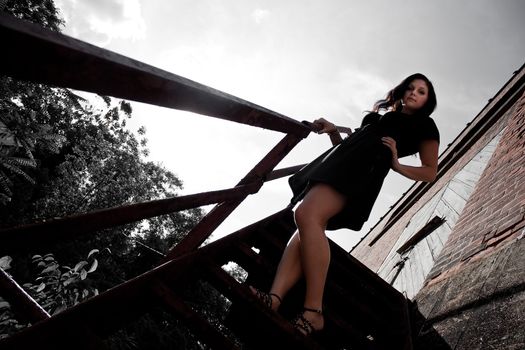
[428,91,525,281]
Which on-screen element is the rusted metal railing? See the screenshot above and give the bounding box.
[0,13,307,328]
[0,13,356,340]
[0,13,417,350]
[0,13,309,135]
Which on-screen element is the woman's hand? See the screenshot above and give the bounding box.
[381,136,401,170]
[313,117,337,135]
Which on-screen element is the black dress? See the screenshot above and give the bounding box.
[288,111,440,231]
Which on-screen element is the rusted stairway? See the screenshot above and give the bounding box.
[0,207,412,350]
[1,14,412,349]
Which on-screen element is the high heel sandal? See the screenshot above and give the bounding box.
[292,307,323,336]
[249,286,282,309]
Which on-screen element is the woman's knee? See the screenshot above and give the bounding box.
[294,202,326,231]
[294,184,346,231]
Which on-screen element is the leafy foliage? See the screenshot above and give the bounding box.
[2,0,63,31]
[0,250,100,339]
[0,1,248,349]
[25,250,100,315]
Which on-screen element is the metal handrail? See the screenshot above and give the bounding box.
[0,13,310,136]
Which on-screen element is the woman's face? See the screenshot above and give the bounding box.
[402,79,429,115]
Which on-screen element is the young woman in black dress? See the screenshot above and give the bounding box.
[251,73,440,335]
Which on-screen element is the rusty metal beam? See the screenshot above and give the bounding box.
[0,268,50,324]
[164,133,307,260]
[0,209,287,348]
[0,183,259,253]
[0,14,310,136]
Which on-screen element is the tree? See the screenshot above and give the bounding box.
[0,2,232,348]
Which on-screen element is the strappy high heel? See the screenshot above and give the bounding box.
[249,286,282,310]
[292,307,323,336]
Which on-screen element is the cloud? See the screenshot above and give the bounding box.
[55,0,146,46]
[332,68,392,119]
[251,8,270,24]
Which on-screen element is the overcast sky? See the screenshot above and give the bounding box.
[54,0,525,251]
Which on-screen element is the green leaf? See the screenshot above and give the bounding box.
[36,283,46,292]
[87,259,98,273]
[87,249,99,259]
[0,301,10,310]
[41,263,58,274]
[80,269,87,280]
[73,261,88,272]
[0,256,12,270]
[81,289,89,299]
[53,304,67,315]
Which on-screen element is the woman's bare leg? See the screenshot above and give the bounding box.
[293,183,346,332]
[265,232,302,310]
[254,183,345,329]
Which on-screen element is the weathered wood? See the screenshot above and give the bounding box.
[378,128,506,298]
[0,14,311,136]
[0,268,50,323]
[0,183,259,253]
[396,216,446,254]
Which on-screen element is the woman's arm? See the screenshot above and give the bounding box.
[382,138,439,182]
[313,118,345,146]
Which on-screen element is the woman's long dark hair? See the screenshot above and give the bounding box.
[373,73,437,117]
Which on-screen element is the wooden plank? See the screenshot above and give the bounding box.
[407,243,432,297]
[448,178,475,201]
[404,256,418,299]
[434,222,453,248]
[440,188,466,219]
[0,14,310,136]
[0,183,259,252]
[396,217,446,254]
[434,199,461,226]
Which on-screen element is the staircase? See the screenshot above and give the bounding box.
[0,14,412,349]
[0,207,412,350]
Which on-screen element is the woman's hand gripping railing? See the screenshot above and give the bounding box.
[302,119,353,146]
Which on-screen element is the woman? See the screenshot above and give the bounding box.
[251,73,440,335]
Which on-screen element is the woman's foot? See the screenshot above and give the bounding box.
[293,307,324,336]
[249,286,282,311]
